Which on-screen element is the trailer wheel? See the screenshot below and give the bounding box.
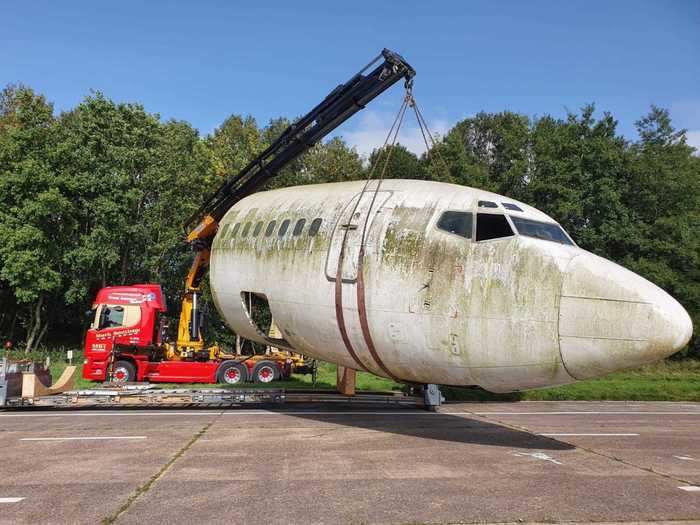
[112,360,136,383]
[217,361,248,385]
[252,360,279,383]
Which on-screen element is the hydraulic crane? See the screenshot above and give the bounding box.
[175,49,415,357]
[82,49,415,384]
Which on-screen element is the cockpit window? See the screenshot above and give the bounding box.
[437,211,472,239]
[502,203,523,212]
[476,213,514,241]
[478,200,498,208]
[509,216,574,245]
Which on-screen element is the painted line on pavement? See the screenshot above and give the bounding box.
[0,412,222,418]
[0,498,24,503]
[539,433,640,436]
[679,486,700,492]
[20,436,147,441]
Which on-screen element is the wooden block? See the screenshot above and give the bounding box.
[336,366,356,396]
[21,366,77,399]
[48,366,77,394]
[21,372,50,399]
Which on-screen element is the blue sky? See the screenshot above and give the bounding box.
[2,0,699,155]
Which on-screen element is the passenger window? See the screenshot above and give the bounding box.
[476,213,514,241]
[241,222,251,237]
[293,219,306,236]
[253,221,263,237]
[309,218,323,236]
[230,223,241,238]
[265,221,276,237]
[478,200,498,209]
[219,224,231,239]
[437,211,472,239]
[278,219,290,237]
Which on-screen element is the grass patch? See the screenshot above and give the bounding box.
[519,360,700,402]
[443,360,700,402]
[3,349,698,402]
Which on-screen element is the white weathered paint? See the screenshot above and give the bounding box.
[210,180,693,393]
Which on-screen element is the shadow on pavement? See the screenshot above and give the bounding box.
[269,408,574,450]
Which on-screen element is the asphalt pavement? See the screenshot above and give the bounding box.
[0,401,699,524]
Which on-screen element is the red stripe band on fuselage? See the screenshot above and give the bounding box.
[334,243,371,373]
[356,246,401,382]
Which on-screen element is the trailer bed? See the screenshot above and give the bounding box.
[1,358,421,409]
[1,384,419,409]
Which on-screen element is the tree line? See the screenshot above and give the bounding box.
[0,84,698,357]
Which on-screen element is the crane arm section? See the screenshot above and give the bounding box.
[185,48,415,240]
[175,49,414,355]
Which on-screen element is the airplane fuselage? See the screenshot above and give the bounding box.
[210,180,692,392]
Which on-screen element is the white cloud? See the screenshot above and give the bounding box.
[338,110,452,159]
[685,130,700,156]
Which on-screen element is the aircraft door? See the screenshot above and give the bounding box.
[325,191,392,282]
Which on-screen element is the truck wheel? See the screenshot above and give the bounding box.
[252,360,279,383]
[217,361,248,385]
[112,361,136,383]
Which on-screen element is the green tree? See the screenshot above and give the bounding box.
[0,85,70,351]
[54,93,162,303]
[427,112,530,195]
[300,137,364,184]
[368,143,425,180]
[528,105,633,259]
[141,119,216,302]
[208,114,262,179]
[260,117,306,189]
[52,94,220,339]
[623,107,700,357]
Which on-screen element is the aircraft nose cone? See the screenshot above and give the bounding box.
[558,252,693,380]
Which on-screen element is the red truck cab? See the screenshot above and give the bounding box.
[83,284,167,382]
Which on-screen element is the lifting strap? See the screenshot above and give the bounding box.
[333,86,447,378]
[356,86,449,251]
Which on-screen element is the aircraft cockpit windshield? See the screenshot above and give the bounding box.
[509,216,574,246]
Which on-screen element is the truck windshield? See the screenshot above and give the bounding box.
[509,216,574,246]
